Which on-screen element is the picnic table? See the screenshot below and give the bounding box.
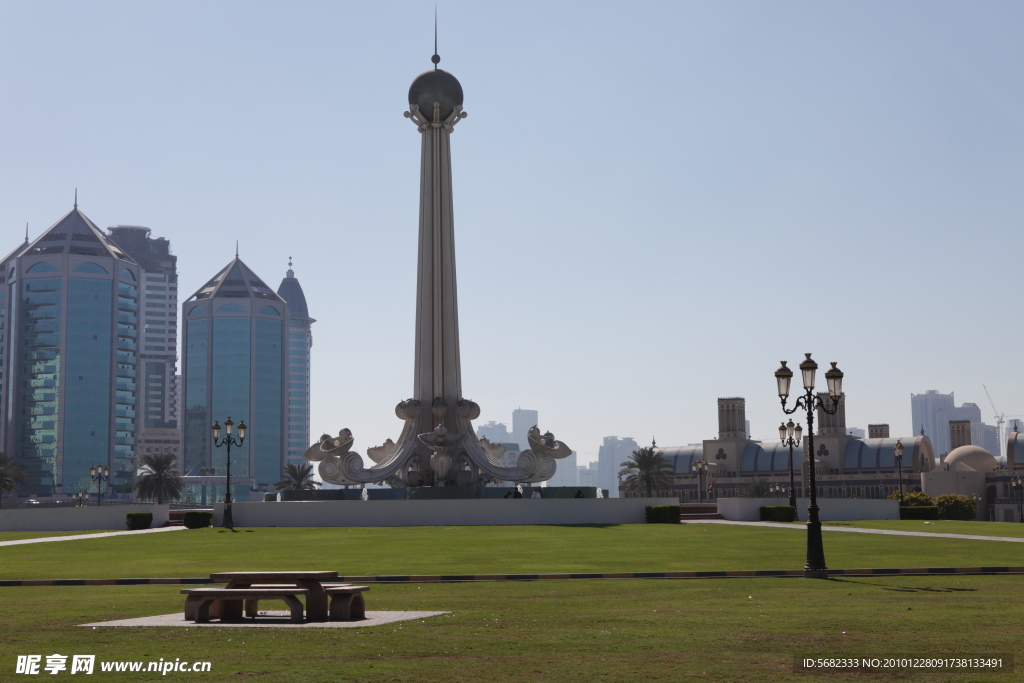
[181,571,369,624]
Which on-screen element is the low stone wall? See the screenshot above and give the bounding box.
[212,498,664,528]
[0,505,170,532]
[717,498,899,522]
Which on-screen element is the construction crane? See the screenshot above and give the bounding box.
[983,385,1005,460]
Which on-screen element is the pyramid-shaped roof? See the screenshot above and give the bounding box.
[187,257,285,302]
[21,207,134,262]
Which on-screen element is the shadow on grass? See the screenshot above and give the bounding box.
[827,577,978,593]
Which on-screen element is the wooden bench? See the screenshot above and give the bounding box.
[181,585,370,623]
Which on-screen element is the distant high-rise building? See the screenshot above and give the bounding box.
[511,408,538,450]
[598,436,638,498]
[911,390,999,456]
[476,421,509,443]
[547,449,578,487]
[847,427,866,438]
[106,226,180,466]
[276,259,314,468]
[182,257,288,495]
[0,205,140,498]
[578,462,599,488]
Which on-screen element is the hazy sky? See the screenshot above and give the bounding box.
[1,1,1022,463]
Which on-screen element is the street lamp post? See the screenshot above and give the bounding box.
[212,417,246,530]
[893,439,905,503]
[75,490,88,507]
[770,482,787,499]
[1011,476,1023,523]
[89,464,110,506]
[692,458,709,504]
[778,419,803,509]
[775,353,844,579]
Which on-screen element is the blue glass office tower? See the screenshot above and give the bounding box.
[276,260,313,468]
[0,206,140,498]
[182,258,288,494]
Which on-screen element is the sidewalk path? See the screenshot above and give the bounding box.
[0,526,186,547]
[687,519,1024,543]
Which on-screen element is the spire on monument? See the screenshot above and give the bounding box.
[24,222,28,244]
[432,5,440,68]
[74,188,78,209]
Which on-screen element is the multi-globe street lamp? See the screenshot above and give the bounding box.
[692,458,709,504]
[89,464,110,506]
[769,482,787,499]
[778,419,803,509]
[74,490,88,507]
[1011,475,1023,523]
[212,417,246,530]
[775,353,844,579]
[893,439,905,503]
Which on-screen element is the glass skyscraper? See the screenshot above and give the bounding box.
[0,206,140,498]
[276,260,313,468]
[182,257,288,496]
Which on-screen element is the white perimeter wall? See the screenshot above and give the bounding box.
[717,498,899,522]
[212,498,665,527]
[0,505,169,532]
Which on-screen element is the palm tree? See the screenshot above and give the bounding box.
[618,443,675,497]
[0,453,27,509]
[275,463,320,491]
[133,452,185,505]
[742,477,771,498]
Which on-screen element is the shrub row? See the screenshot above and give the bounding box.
[183,511,214,529]
[645,505,680,524]
[900,506,939,520]
[125,512,153,530]
[759,506,797,523]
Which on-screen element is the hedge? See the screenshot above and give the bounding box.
[759,506,797,522]
[126,512,153,530]
[937,494,977,521]
[900,506,939,520]
[183,511,214,529]
[645,505,680,524]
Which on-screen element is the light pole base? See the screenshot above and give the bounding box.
[223,506,234,530]
[803,568,830,580]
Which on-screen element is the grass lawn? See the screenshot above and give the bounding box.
[820,520,1024,538]
[1,525,1021,682]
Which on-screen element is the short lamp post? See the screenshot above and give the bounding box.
[89,464,110,506]
[770,482,786,499]
[893,439,905,503]
[74,490,88,507]
[692,458,709,504]
[779,419,803,509]
[775,353,844,579]
[212,417,246,530]
[1011,476,1023,523]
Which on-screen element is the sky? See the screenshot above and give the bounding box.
[1,1,1022,464]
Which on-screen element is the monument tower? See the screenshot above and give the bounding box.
[306,45,571,488]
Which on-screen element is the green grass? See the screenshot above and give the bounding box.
[1,525,1023,580]
[1,525,1021,682]
[0,576,1019,682]
[820,520,1024,538]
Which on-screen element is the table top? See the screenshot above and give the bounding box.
[209,571,338,581]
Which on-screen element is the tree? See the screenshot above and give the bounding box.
[275,463,320,491]
[618,446,675,497]
[742,477,771,498]
[0,453,27,509]
[133,452,185,505]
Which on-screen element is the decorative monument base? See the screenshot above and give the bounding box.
[213,499,664,528]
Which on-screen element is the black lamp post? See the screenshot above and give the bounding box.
[75,490,88,507]
[1011,475,1023,523]
[89,464,110,506]
[775,353,844,579]
[778,419,802,509]
[770,482,787,499]
[212,417,246,530]
[893,439,905,503]
[692,458,709,504]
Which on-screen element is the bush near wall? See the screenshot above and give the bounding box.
[891,490,935,507]
[183,511,214,529]
[126,512,153,530]
[759,506,797,523]
[937,494,977,521]
[900,506,939,520]
[645,505,680,524]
